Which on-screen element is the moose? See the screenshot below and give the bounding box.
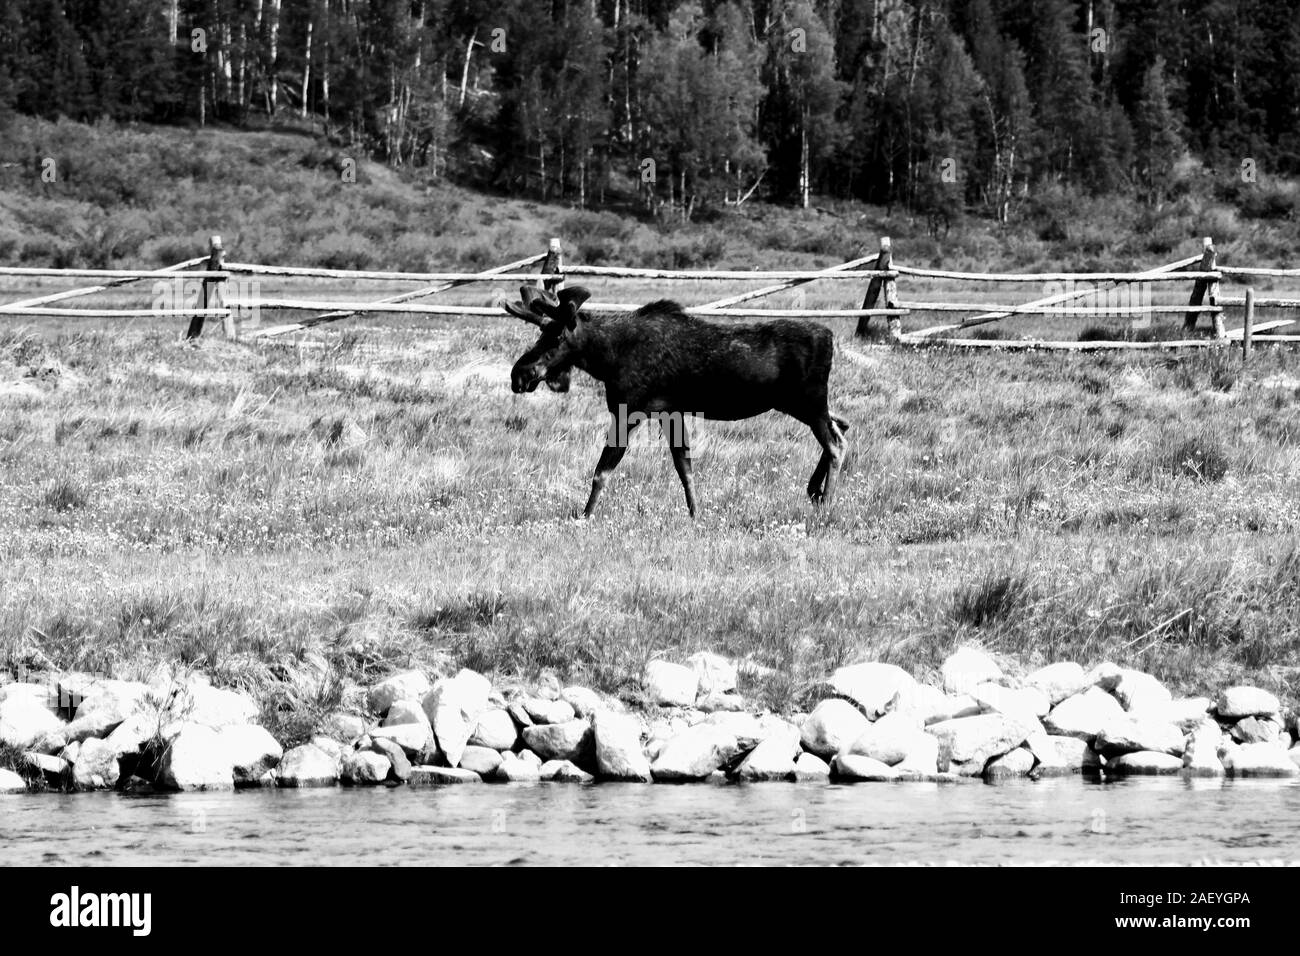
[502,285,849,518]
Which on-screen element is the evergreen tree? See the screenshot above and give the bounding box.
[1131,56,1184,204]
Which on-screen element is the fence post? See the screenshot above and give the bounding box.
[186,235,226,340]
[856,236,899,341]
[1242,286,1254,363]
[542,237,563,294]
[1183,236,1219,336]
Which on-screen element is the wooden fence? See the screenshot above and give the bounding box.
[3,233,1299,361]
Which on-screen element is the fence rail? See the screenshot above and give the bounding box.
[1,233,1296,361]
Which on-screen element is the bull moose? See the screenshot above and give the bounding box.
[502,285,849,518]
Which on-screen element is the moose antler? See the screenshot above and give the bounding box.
[500,285,554,328]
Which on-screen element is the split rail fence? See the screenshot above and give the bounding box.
[3,234,1299,362]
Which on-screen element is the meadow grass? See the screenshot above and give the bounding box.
[3,316,1300,739]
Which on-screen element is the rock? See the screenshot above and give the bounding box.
[1043,686,1125,741]
[0,682,57,711]
[176,684,259,729]
[0,768,27,792]
[985,747,1035,779]
[73,737,121,790]
[507,702,534,727]
[0,699,65,749]
[941,647,1002,696]
[61,741,81,765]
[320,712,366,742]
[277,744,339,787]
[1106,751,1185,775]
[103,713,157,759]
[367,738,411,782]
[1084,661,1123,691]
[539,759,594,782]
[687,651,738,697]
[800,699,871,759]
[1215,686,1281,720]
[368,721,434,755]
[367,670,433,715]
[1223,742,1298,777]
[1146,697,1212,729]
[423,669,491,768]
[794,752,831,780]
[704,711,784,751]
[310,735,346,768]
[469,709,519,750]
[842,712,928,766]
[1183,721,1225,776]
[1027,733,1099,774]
[28,729,68,756]
[928,714,1033,776]
[64,681,150,742]
[896,733,940,774]
[1094,715,1185,756]
[218,724,283,785]
[696,692,746,712]
[382,698,431,729]
[1290,745,1300,771]
[1231,716,1286,745]
[156,724,234,791]
[409,766,482,785]
[492,752,541,782]
[560,686,602,718]
[521,719,594,763]
[650,724,740,781]
[643,660,698,707]
[1025,662,1087,705]
[832,753,901,781]
[342,751,392,784]
[905,685,981,725]
[829,662,917,718]
[733,724,801,781]
[971,682,1049,723]
[521,697,575,725]
[458,745,504,776]
[594,711,651,781]
[25,752,68,782]
[1112,670,1172,713]
[518,749,542,766]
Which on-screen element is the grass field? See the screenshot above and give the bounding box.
[4,310,1300,739]
[3,119,1300,742]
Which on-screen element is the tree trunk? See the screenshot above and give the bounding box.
[268,0,281,113]
[301,18,313,119]
[459,30,477,110]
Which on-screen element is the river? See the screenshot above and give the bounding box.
[2,776,1297,866]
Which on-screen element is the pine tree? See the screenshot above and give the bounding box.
[1132,56,1184,204]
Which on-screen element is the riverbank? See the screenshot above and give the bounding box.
[1,647,1296,794]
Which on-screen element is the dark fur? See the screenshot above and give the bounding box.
[508,291,848,517]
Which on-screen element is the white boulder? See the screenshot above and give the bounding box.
[1112,670,1172,713]
[277,743,339,787]
[342,751,392,784]
[458,745,504,777]
[928,713,1032,776]
[794,752,831,779]
[156,724,235,790]
[832,753,900,781]
[367,670,433,715]
[941,647,1002,696]
[800,699,870,758]
[593,711,651,781]
[218,724,283,784]
[521,719,594,762]
[1094,715,1185,756]
[1106,751,1184,775]
[1024,662,1087,704]
[985,747,1035,779]
[1216,686,1281,719]
[829,662,917,718]
[521,697,575,725]
[687,651,738,696]
[0,699,64,749]
[842,712,928,766]
[643,660,698,707]
[1223,742,1298,777]
[72,737,121,790]
[1043,686,1125,741]
[469,709,519,750]
[650,724,740,781]
[423,669,491,768]
[560,686,602,718]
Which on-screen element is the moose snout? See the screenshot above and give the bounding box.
[511,366,542,393]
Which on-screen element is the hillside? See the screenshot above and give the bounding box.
[1,118,1298,285]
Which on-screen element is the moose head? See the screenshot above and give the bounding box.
[502,285,593,394]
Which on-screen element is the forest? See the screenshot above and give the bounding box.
[1,0,1298,222]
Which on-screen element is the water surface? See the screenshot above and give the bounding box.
[2,777,1297,866]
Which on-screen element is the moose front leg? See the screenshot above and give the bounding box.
[665,417,697,518]
[582,417,639,518]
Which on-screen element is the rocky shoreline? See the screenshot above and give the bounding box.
[1,648,1297,793]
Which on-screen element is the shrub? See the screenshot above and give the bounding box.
[1165,435,1230,482]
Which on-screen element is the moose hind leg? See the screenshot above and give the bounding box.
[808,414,845,505]
[666,417,698,518]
